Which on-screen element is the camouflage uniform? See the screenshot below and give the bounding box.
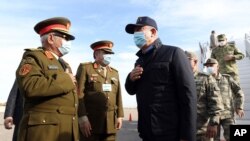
[214,73,244,141]
[211,43,244,82]
[194,71,223,141]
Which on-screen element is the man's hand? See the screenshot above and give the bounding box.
[206,125,218,138]
[116,117,123,130]
[79,116,92,137]
[236,109,244,118]
[224,54,235,61]
[129,65,143,81]
[4,117,13,129]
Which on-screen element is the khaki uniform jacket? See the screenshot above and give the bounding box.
[76,62,124,134]
[16,48,79,141]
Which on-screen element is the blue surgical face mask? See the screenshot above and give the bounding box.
[103,54,112,65]
[207,67,215,75]
[58,40,71,56]
[133,32,147,49]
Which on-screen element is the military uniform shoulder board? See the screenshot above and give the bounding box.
[81,62,92,66]
[222,73,231,77]
[198,72,209,76]
[24,48,43,52]
[109,66,118,72]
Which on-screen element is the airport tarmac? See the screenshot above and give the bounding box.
[0,107,141,141]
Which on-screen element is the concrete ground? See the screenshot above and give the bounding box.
[0,107,141,141]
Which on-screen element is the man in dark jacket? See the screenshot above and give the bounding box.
[124,16,197,141]
[4,79,23,141]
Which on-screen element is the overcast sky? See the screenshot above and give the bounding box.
[0,0,250,107]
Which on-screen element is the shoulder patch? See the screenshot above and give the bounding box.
[19,64,32,76]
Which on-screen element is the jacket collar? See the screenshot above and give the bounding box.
[136,38,162,57]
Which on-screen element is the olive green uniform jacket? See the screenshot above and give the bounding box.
[76,62,124,134]
[16,48,79,141]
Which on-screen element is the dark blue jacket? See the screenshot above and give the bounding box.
[4,79,23,125]
[125,39,197,141]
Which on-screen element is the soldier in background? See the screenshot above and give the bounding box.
[76,40,124,141]
[16,17,79,141]
[211,34,244,83]
[185,51,223,141]
[204,58,244,141]
[4,80,23,141]
[210,30,217,50]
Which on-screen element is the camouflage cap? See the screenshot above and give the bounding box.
[217,34,226,41]
[184,51,197,59]
[204,58,218,66]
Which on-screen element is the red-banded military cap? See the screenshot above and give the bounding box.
[90,40,114,54]
[34,17,75,40]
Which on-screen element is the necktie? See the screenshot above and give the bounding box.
[58,58,67,70]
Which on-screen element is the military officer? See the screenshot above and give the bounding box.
[185,51,223,141]
[16,17,79,141]
[204,58,244,141]
[76,40,124,141]
[211,34,244,82]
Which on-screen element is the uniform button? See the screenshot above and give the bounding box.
[107,96,110,99]
[75,104,77,107]
[73,117,75,120]
[42,119,46,123]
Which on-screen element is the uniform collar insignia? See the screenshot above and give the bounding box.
[44,51,54,60]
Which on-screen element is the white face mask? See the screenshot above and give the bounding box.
[207,67,215,75]
[218,41,226,47]
[103,54,112,65]
[58,40,72,56]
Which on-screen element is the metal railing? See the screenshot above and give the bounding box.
[245,33,250,59]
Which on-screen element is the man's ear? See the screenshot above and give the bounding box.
[150,28,157,37]
[47,33,54,44]
[194,59,198,64]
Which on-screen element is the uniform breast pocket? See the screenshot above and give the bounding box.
[43,69,61,79]
[149,62,170,83]
[111,78,119,92]
[195,80,206,99]
[27,112,59,141]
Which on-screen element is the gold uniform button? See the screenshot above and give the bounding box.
[42,120,46,123]
[73,117,75,120]
[75,104,77,107]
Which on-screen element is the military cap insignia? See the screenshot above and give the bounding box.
[19,64,32,76]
